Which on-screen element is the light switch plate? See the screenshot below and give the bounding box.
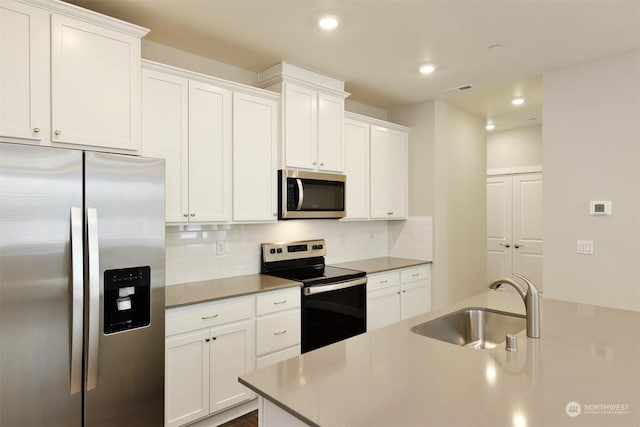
[577,240,594,255]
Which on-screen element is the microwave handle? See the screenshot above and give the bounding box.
[296,179,304,210]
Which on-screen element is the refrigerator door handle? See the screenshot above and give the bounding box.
[70,207,83,395]
[86,208,100,391]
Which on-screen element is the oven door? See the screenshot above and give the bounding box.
[279,169,346,219]
[301,277,366,353]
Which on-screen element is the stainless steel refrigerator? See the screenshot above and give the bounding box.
[0,142,165,426]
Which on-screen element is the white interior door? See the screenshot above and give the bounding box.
[487,173,543,289]
[512,173,543,288]
[486,175,513,283]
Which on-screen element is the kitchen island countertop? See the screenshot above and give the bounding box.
[239,291,640,426]
[165,274,301,308]
[331,256,430,274]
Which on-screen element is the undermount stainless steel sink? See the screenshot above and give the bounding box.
[411,307,526,349]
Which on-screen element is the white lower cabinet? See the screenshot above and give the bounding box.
[165,287,301,427]
[255,288,301,368]
[367,265,431,331]
[165,297,254,427]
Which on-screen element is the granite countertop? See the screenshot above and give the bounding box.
[239,291,640,426]
[331,256,430,274]
[165,274,301,308]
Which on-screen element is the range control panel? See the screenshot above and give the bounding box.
[261,239,326,262]
[104,266,151,334]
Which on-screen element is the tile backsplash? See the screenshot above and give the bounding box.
[165,217,432,285]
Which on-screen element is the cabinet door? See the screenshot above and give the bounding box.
[188,81,232,222]
[209,320,254,414]
[317,93,344,172]
[0,0,48,142]
[343,119,370,219]
[367,286,400,331]
[400,281,429,320]
[165,330,210,427]
[233,92,278,222]
[386,130,408,218]
[370,127,408,219]
[283,83,317,169]
[50,15,140,151]
[369,127,391,219]
[141,68,189,222]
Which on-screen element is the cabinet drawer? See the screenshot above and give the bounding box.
[256,288,300,316]
[256,311,301,356]
[401,265,430,283]
[166,298,253,336]
[256,345,301,369]
[367,271,400,292]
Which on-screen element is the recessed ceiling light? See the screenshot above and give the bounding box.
[419,64,436,75]
[511,97,525,106]
[486,123,495,131]
[318,16,338,30]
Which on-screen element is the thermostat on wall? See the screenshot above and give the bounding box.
[589,201,612,216]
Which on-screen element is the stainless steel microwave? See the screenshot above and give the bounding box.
[278,169,346,219]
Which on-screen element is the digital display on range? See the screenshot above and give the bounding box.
[288,244,308,253]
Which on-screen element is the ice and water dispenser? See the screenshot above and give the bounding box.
[104,266,151,334]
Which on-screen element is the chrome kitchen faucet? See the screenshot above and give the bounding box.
[488,274,540,339]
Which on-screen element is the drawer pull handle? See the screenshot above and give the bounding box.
[412,273,419,277]
[273,329,287,335]
[379,280,388,284]
[201,314,219,320]
[273,300,287,305]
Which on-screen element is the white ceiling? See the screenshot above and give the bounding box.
[68,0,640,131]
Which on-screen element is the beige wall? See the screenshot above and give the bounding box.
[389,101,486,309]
[142,40,257,85]
[487,125,542,170]
[543,52,640,312]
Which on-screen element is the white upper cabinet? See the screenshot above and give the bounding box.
[140,67,188,222]
[317,92,345,172]
[0,0,48,142]
[370,126,409,219]
[343,118,370,219]
[283,83,317,169]
[233,91,279,222]
[141,62,232,223]
[188,81,232,222]
[256,62,348,173]
[0,0,148,153]
[141,60,280,224]
[344,112,409,221]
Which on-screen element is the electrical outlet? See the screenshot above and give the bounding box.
[576,240,594,255]
[216,240,225,255]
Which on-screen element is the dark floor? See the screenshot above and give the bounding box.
[220,410,258,427]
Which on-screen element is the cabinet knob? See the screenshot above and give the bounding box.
[514,244,523,249]
[205,338,210,342]
[312,162,317,166]
[54,130,61,136]
[273,330,287,336]
[183,213,189,218]
[190,213,195,217]
[499,243,511,248]
[387,212,394,215]
[320,162,324,166]
[397,291,401,295]
[33,127,40,133]
[273,213,277,217]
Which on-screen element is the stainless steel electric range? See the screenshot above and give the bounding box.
[261,239,367,353]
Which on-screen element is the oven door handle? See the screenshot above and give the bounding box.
[303,277,367,296]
